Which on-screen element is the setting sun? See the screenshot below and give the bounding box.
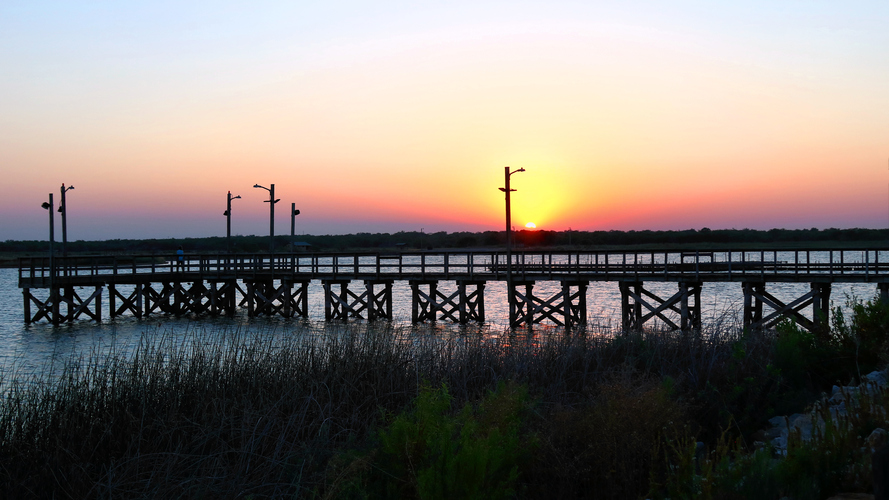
[525,222,537,229]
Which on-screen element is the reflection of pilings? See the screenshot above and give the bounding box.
[410,280,485,323]
[507,280,587,328]
[742,281,831,333]
[881,283,889,305]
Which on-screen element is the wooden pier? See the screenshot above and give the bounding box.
[17,248,889,331]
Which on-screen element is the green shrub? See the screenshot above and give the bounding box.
[833,295,889,377]
[773,319,816,389]
[537,374,690,499]
[341,381,531,500]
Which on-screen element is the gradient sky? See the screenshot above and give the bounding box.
[2,1,888,241]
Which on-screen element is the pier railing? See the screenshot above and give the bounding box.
[18,248,889,289]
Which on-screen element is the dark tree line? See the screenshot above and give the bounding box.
[2,227,888,257]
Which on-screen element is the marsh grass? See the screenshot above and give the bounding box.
[0,306,878,498]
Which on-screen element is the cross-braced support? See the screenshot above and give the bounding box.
[619,281,702,332]
[507,280,588,328]
[24,285,103,324]
[457,281,486,323]
[207,280,238,316]
[63,286,103,322]
[245,280,292,317]
[410,281,438,322]
[742,281,831,332]
[110,283,142,318]
[141,281,210,316]
[282,280,310,318]
[23,287,60,324]
[410,280,486,323]
[323,280,391,320]
[143,282,176,315]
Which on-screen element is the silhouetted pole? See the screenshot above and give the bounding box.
[59,184,73,258]
[41,193,57,323]
[254,183,279,255]
[290,203,301,255]
[224,191,241,253]
[499,166,525,320]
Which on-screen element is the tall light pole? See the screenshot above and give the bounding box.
[253,183,279,254]
[58,184,74,258]
[41,193,56,321]
[224,191,241,253]
[290,203,301,254]
[499,166,525,320]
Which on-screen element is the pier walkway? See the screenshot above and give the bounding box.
[18,248,889,331]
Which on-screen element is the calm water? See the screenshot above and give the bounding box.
[0,253,884,380]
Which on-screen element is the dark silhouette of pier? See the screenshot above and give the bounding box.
[18,248,889,331]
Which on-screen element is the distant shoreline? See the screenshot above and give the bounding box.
[3,227,888,269]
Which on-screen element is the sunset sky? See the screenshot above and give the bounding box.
[2,1,888,241]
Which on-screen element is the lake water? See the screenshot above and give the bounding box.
[1,253,884,381]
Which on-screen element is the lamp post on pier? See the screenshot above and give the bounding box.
[253,183,279,255]
[223,191,241,253]
[290,203,300,254]
[499,166,525,321]
[58,184,74,258]
[41,193,57,323]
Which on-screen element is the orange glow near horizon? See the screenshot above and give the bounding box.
[2,3,888,240]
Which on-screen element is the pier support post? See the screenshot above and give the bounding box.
[562,281,588,329]
[323,280,370,320]
[67,285,103,321]
[63,285,74,322]
[812,282,831,334]
[879,282,889,305]
[506,280,587,328]
[110,284,143,318]
[410,281,438,322]
[365,280,393,321]
[23,287,71,324]
[508,281,535,327]
[457,281,486,323]
[742,281,830,333]
[23,288,31,324]
[619,281,643,332]
[679,282,702,332]
[410,280,486,323]
[619,281,701,333]
[743,282,764,328]
[245,280,291,317]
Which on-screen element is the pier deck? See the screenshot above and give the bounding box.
[17,248,889,330]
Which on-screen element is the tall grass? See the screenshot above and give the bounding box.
[0,308,876,498]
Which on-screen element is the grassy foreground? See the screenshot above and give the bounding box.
[1,297,888,499]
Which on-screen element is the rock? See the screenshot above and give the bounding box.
[869,429,888,452]
[867,370,887,387]
[769,415,787,428]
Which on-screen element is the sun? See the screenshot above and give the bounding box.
[525,222,537,229]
